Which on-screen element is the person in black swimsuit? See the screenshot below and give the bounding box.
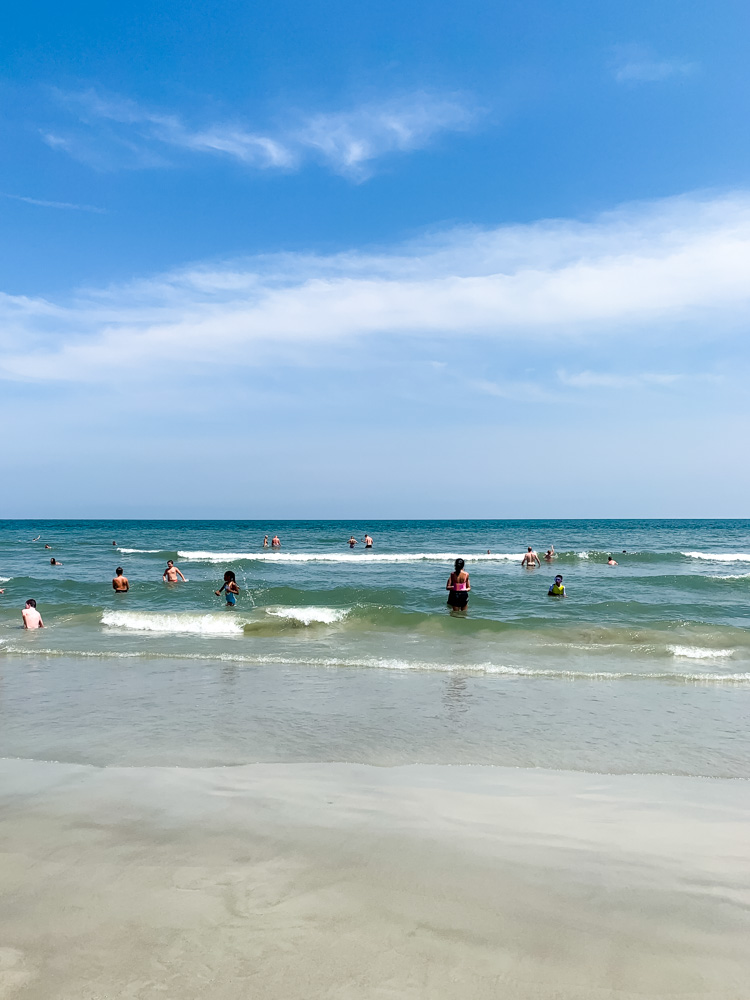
[446,558,470,610]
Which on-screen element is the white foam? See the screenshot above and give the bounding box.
[683,551,750,563]
[101,611,244,635]
[667,645,734,660]
[177,550,524,564]
[265,606,349,625]
[117,548,168,554]
[0,577,10,583]
[4,646,750,683]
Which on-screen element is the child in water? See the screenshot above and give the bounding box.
[215,570,240,606]
[548,574,566,597]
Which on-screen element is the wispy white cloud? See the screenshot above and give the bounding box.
[557,371,682,389]
[611,46,696,84]
[1,191,749,382]
[43,89,479,179]
[1,192,105,213]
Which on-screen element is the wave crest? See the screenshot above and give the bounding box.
[264,606,349,625]
[101,611,244,635]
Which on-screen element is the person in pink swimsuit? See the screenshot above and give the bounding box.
[446,558,471,610]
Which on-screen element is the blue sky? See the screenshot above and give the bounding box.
[2,0,749,517]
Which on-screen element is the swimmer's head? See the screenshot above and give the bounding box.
[116,567,123,575]
[224,570,236,582]
[528,546,533,552]
[167,560,174,567]
[454,558,465,573]
[554,575,563,583]
[25,599,36,608]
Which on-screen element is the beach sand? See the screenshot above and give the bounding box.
[0,760,748,999]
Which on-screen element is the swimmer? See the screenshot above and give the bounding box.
[32,535,40,542]
[521,546,541,569]
[607,555,618,566]
[548,574,566,597]
[163,559,186,583]
[44,544,51,550]
[446,558,470,610]
[50,558,62,566]
[263,535,269,548]
[363,534,373,549]
[271,535,281,548]
[112,541,117,546]
[112,567,129,593]
[544,546,555,562]
[348,536,357,549]
[215,570,240,606]
[22,599,44,628]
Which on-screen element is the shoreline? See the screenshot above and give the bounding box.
[1,759,748,998]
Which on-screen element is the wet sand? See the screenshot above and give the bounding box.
[0,760,748,999]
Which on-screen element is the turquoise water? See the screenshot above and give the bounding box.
[1,519,749,775]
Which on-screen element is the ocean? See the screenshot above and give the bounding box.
[1,518,749,777]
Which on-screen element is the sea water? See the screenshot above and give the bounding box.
[1,519,749,776]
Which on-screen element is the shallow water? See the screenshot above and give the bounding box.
[1,518,749,776]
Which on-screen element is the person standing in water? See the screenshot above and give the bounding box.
[163,560,186,583]
[215,571,240,606]
[363,533,373,549]
[446,558,471,610]
[521,546,541,568]
[112,568,129,592]
[263,535,269,548]
[271,535,281,548]
[22,599,44,628]
[348,535,357,549]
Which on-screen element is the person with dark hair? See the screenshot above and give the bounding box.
[112,568,129,592]
[607,555,618,566]
[215,570,240,606]
[50,558,62,566]
[548,575,566,597]
[446,558,471,610]
[22,599,44,628]
[348,535,357,549]
[363,534,373,549]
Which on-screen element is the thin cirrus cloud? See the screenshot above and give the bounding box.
[611,46,696,84]
[1,192,106,213]
[1,190,749,382]
[42,88,480,179]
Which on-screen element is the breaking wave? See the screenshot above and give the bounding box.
[101,611,245,635]
[264,606,350,625]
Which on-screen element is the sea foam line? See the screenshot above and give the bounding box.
[667,645,734,659]
[177,550,525,563]
[2,646,749,683]
[116,548,171,554]
[683,551,750,563]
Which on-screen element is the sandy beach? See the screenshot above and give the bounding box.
[1,759,748,999]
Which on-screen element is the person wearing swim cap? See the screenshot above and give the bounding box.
[548,574,566,597]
